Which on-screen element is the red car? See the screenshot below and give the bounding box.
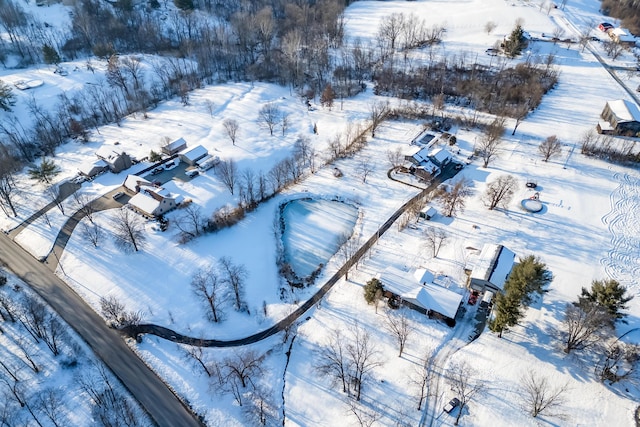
[598,22,613,32]
[468,291,479,305]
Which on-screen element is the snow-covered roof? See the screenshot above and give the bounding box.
[413,268,435,285]
[96,145,123,160]
[381,266,462,319]
[78,159,108,176]
[606,100,640,123]
[179,144,208,161]
[420,206,437,217]
[164,137,187,151]
[123,174,150,192]
[128,193,160,215]
[408,146,431,163]
[428,147,451,165]
[470,244,515,291]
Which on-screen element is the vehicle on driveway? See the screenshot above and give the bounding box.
[444,397,460,413]
[151,167,163,175]
[112,191,125,200]
[185,169,199,178]
[468,291,479,305]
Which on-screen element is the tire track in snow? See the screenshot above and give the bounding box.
[601,173,640,292]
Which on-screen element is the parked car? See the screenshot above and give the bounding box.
[72,175,87,184]
[185,169,199,178]
[444,397,460,413]
[151,167,163,175]
[112,191,125,200]
[468,291,479,305]
[598,22,613,32]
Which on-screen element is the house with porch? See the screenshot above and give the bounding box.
[122,174,182,218]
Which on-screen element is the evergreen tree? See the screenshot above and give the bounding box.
[504,255,552,306]
[28,158,61,184]
[579,279,633,322]
[42,44,61,65]
[364,277,383,304]
[489,292,522,338]
[173,0,193,10]
[0,80,16,112]
[503,24,527,58]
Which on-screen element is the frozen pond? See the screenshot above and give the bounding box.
[281,198,358,279]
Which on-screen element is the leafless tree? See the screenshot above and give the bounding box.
[386,147,404,169]
[258,102,281,136]
[112,208,146,252]
[315,328,350,394]
[20,294,47,342]
[182,341,214,377]
[14,337,39,373]
[176,204,206,241]
[409,349,436,411]
[539,135,562,162]
[0,148,19,217]
[191,266,228,323]
[595,342,640,384]
[240,169,257,206]
[219,256,247,311]
[348,323,383,401]
[81,222,102,248]
[243,385,278,426]
[483,175,518,210]
[563,301,612,354]
[99,295,125,325]
[438,178,472,217]
[45,184,65,215]
[603,40,624,60]
[293,135,315,172]
[223,118,239,145]
[478,117,505,168]
[424,226,449,258]
[72,192,96,223]
[42,315,66,356]
[485,21,497,34]
[35,387,66,427]
[338,233,360,280]
[377,12,404,52]
[384,309,413,357]
[220,349,264,396]
[346,397,381,427]
[0,293,17,323]
[447,361,485,426]
[216,159,238,195]
[518,370,569,418]
[369,101,390,138]
[356,160,374,183]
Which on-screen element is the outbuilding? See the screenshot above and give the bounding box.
[179,145,208,166]
[468,244,515,293]
[161,137,187,156]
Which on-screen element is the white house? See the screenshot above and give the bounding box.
[161,137,188,156]
[469,244,516,293]
[78,159,109,178]
[380,266,463,322]
[122,174,182,218]
[179,145,208,166]
[428,147,452,167]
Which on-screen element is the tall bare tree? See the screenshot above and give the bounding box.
[216,159,238,195]
[223,118,239,145]
[219,257,247,311]
[347,323,383,401]
[424,226,448,257]
[176,204,206,241]
[409,349,436,411]
[563,301,612,354]
[35,387,66,427]
[356,160,374,183]
[483,175,518,210]
[438,178,472,217]
[447,361,485,426]
[73,192,96,223]
[478,117,505,168]
[112,208,146,252]
[518,370,569,418]
[315,328,350,394]
[369,101,390,138]
[538,135,562,162]
[0,148,19,217]
[191,266,228,323]
[258,103,281,136]
[384,309,413,357]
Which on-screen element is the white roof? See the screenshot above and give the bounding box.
[470,244,515,291]
[78,159,108,175]
[420,206,437,216]
[428,147,451,164]
[413,268,435,284]
[123,174,150,192]
[607,100,640,123]
[381,266,462,319]
[409,146,432,163]
[610,28,627,36]
[96,145,123,160]
[163,137,187,151]
[128,193,159,215]
[179,144,208,161]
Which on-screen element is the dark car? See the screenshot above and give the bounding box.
[468,291,479,305]
[598,22,613,32]
[444,397,460,413]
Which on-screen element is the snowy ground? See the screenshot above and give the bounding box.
[2,0,640,425]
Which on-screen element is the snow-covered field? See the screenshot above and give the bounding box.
[2,0,640,425]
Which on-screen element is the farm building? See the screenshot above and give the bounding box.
[379,266,463,323]
[468,244,516,293]
[161,137,187,156]
[179,145,209,166]
[598,99,640,136]
[419,206,437,220]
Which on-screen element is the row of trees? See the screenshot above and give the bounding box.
[191,257,249,321]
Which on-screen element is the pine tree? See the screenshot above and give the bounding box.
[579,279,633,322]
[364,278,383,304]
[504,255,552,306]
[503,24,527,58]
[489,292,522,338]
[28,158,61,184]
[42,44,60,65]
[0,80,16,112]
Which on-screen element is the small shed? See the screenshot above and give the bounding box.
[419,206,437,220]
[162,138,187,156]
[179,145,208,166]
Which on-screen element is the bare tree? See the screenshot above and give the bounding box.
[176,204,206,241]
[221,119,239,146]
[424,226,449,257]
[81,222,102,248]
[112,208,146,252]
[483,175,518,210]
[338,233,360,280]
[182,341,214,377]
[315,328,350,393]
[191,266,228,323]
[72,192,96,223]
[45,184,65,215]
[369,101,390,138]
[438,178,472,217]
[518,370,568,418]
[258,103,281,136]
[0,148,19,217]
[20,294,48,342]
[595,342,640,384]
[42,315,66,356]
[386,147,404,169]
[409,349,435,411]
[563,301,612,354]
[539,135,562,162]
[243,385,278,426]
[485,21,497,34]
[347,323,383,401]
[35,387,66,427]
[346,397,381,427]
[219,257,247,311]
[602,40,624,60]
[384,309,413,357]
[478,117,505,168]
[356,160,374,183]
[447,361,485,425]
[222,349,264,390]
[216,159,238,195]
[14,337,39,373]
[377,12,404,52]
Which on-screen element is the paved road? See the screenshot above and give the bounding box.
[0,229,202,427]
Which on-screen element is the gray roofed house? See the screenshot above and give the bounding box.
[161,137,188,156]
[179,145,208,166]
[469,244,516,293]
[598,99,640,136]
